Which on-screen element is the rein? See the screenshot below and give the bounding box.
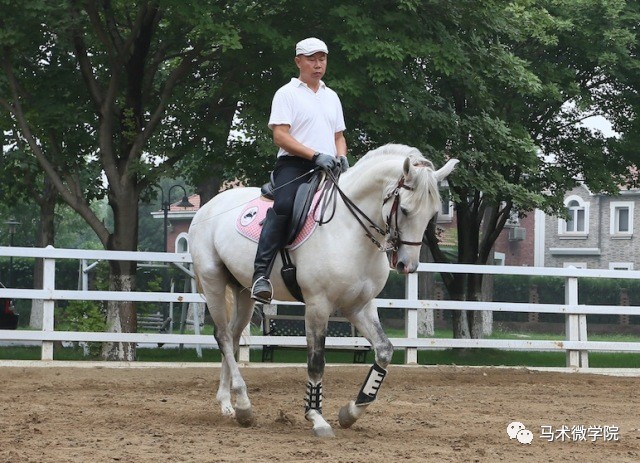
[315,168,420,252]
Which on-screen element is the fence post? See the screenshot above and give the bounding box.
[239,323,251,363]
[41,247,56,360]
[405,273,419,364]
[564,275,588,368]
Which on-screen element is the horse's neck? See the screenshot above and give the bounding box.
[340,159,400,208]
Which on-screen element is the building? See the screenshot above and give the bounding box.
[151,194,200,253]
[435,193,539,267]
[543,183,640,270]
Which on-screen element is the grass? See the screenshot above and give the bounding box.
[2,327,639,368]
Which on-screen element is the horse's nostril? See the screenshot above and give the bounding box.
[396,262,406,273]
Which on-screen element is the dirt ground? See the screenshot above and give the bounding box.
[1,363,640,463]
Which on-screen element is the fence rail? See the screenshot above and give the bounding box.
[2,245,640,367]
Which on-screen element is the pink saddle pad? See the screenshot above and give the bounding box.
[236,193,322,250]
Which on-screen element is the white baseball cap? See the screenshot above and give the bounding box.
[295,37,329,56]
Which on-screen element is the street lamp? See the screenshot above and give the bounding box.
[160,185,194,252]
[4,218,20,287]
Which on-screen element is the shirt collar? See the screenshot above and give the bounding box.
[291,77,326,90]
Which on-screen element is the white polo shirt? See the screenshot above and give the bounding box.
[268,78,346,158]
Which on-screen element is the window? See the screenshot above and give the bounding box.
[175,233,189,253]
[566,200,585,232]
[609,201,634,236]
[559,196,589,235]
[609,262,633,270]
[438,191,453,223]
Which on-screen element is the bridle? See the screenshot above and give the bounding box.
[317,169,423,254]
[381,176,423,251]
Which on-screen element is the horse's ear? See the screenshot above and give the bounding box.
[403,157,416,182]
[435,159,459,182]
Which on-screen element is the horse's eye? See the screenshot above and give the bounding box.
[400,207,409,216]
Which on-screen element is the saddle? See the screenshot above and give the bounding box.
[260,171,322,245]
[259,170,324,302]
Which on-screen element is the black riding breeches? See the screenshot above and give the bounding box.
[271,156,316,217]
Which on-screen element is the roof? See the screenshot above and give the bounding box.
[168,194,200,212]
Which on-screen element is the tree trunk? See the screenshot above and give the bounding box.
[417,244,434,336]
[100,188,140,360]
[452,310,471,338]
[101,260,137,361]
[30,179,56,329]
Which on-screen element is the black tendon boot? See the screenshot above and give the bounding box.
[251,208,289,303]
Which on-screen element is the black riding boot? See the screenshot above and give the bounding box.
[251,208,289,303]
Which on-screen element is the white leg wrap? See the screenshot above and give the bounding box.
[355,363,387,405]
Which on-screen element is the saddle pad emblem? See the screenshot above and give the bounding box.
[236,195,321,250]
[240,206,259,227]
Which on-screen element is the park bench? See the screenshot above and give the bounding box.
[261,313,370,363]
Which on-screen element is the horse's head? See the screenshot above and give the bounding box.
[381,155,459,274]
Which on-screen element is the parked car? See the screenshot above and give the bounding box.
[0,282,19,330]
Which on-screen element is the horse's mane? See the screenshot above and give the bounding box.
[353,144,441,210]
[357,143,429,165]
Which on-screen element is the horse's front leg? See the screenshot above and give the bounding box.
[304,314,335,438]
[339,301,394,429]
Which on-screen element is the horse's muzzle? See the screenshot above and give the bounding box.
[395,260,418,274]
[387,250,418,274]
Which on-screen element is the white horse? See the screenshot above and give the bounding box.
[188,144,458,437]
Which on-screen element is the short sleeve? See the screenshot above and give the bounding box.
[268,88,293,130]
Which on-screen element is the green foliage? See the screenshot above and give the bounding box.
[57,300,106,357]
[493,273,640,325]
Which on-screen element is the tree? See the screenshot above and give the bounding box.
[418,1,637,337]
[0,1,285,359]
[3,0,637,349]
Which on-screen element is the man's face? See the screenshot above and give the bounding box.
[295,52,327,83]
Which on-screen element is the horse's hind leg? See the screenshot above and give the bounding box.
[204,277,254,426]
[226,285,256,425]
[339,300,394,429]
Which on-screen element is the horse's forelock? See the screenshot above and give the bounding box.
[406,164,441,212]
[352,144,441,213]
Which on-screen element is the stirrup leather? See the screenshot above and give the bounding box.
[251,276,273,303]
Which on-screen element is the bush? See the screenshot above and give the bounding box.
[57,300,106,357]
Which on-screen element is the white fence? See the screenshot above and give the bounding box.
[2,246,640,367]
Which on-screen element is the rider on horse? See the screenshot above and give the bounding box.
[251,37,349,303]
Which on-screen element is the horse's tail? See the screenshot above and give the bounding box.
[224,285,235,321]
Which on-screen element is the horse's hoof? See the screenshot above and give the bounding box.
[220,405,235,418]
[338,404,357,429]
[235,407,255,427]
[313,426,336,438]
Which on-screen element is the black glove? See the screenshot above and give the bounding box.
[312,152,338,172]
[339,156,349,173]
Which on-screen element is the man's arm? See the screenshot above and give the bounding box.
[335,131,347,157]
[272,124,316,160]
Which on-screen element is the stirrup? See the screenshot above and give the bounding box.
[251,276,273,304]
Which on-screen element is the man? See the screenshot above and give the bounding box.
[251,37,349,303]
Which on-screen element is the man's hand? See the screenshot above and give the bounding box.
[313,152,339,172]
[339,156,349,173]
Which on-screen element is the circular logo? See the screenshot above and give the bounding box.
[240,206,259,227]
